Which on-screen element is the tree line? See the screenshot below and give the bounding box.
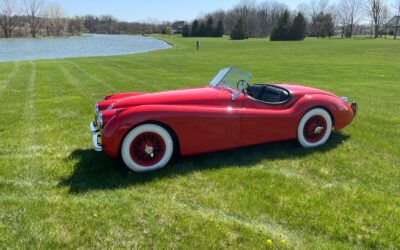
[1,0,399,40]
[0,0,170,38]
[181,17,225,37]
[181,0,400,40]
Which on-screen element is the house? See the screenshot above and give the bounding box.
[387,16,400,34]
[171,21,185,34]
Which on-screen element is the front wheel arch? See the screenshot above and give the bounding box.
[297,108,333,148]
[118,120,181,159]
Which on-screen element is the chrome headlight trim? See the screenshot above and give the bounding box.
[106,104,113,110]
[97,112,103,128]
[94,103,99,115]
[341,97,349,103]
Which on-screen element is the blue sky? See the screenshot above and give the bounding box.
[58,0,306,22]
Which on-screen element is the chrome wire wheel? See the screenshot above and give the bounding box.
[121,124,173,172]
[297,108,332,148]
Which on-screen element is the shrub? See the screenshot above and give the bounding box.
[270,10,291,41]
[290,12,307,41]
[230,16,249,40]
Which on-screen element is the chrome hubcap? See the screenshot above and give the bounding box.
[314,126,324,134]
[145,145,154,157]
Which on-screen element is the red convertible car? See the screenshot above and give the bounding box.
[90,67,357,172]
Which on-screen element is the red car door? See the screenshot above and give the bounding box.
[241,96,297,147]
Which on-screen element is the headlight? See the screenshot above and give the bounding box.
[94,103,99,115]
[341,97,349,103]
[97,112,103,128]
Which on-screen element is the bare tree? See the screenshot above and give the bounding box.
[23,0,44,38]
[43,3,65,36]
[394,0,400,39]
[0,0,18,38]
[339,0,363,38]
[43,3,66,36]
[368,0,383,38]
[380,4,390,38]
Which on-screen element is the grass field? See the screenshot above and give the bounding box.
[0,35,399,249]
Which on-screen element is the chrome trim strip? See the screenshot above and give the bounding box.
[92,134,103,152]
[90,121,98,135]
[90,121,102,152]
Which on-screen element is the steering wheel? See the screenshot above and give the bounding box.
[237,80,250,91]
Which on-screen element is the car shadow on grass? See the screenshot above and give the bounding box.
[60,133,349,193]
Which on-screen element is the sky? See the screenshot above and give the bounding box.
[58,0,310,22]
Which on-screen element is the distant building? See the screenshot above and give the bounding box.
[387,16,400,34]
[171,21,185,34]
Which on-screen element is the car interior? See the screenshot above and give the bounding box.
[246,84,291,104]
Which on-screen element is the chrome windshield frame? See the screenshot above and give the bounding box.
[208,67,252,89]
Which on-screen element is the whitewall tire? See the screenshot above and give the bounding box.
[121,124,174,172]
[297,108,332,148]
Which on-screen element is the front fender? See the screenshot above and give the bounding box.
[102,104,242,158]
[290,94,354,131]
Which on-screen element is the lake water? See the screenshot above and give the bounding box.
[0,34,171,62]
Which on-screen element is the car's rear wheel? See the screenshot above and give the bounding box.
[297,108,332,148]
[121,124,173,172]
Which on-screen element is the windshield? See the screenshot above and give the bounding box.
[209,67,252,90]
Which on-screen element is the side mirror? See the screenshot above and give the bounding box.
[232,87,244,101]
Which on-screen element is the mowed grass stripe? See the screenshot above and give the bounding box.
[0,61,20,95]
[62,59,119,93]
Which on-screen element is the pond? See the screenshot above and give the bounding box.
[0,34,171,62]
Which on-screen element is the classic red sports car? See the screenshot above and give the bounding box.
[90,67,357,172]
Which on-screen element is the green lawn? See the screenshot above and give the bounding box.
[0,36,399,249]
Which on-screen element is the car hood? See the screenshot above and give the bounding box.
[98,87,232,111]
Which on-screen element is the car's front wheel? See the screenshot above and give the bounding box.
[121,124,174,172]
[297,108,332,148]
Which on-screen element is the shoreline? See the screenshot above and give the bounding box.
[0,34,172,63]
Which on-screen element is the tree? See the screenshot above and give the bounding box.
[309,0,330,36]
[270,9,291,41]
[199,22,206,37]
[325,13,335,38]
[67,16,86,35]
[0,0,18,38]
[339,0,362,38]
[230,16,249,40]
[205,16,214,36]
[191,19,199,36]
[161,26,172,36]
[214,19,224,37]
[182,24,190,37]
[313,12,335,38]
[380,4,390,38]
[394,0,400,39]
[290,12,307,40]
[368,0,383,38]
[24,0,44,38]
[43,3,66,36]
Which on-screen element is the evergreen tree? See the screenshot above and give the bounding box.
[230,16,249,40]
[214,19,224,37]
[199,22,207,37]
[270,10,291,41]
[182,24,191,37]
[206,16,214,37]
[325,14,335,38]
[191,19,200,37]
[289,12,307,40]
